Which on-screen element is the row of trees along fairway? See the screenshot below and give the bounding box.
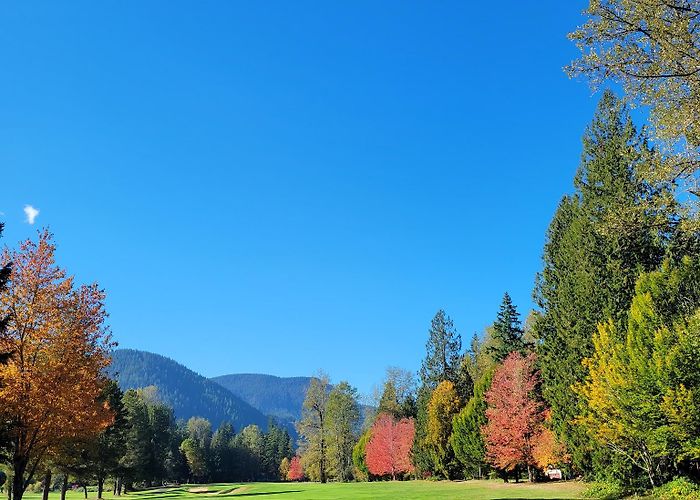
[290,83,700,493]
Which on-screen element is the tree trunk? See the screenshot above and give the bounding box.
[527,464,533,483]
[113,481,117,496]
[60,475,68,500]
[12,470,25,500]
[82,485,87,499]
[41,471,51,500]
[97,477,104,499]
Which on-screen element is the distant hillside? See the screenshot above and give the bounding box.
[211,373,312,426]
[109,349,270,431]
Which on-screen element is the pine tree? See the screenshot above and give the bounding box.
[487,293,526,362]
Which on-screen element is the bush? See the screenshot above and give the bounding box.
[583,480,625,499]
[654,478,700,500]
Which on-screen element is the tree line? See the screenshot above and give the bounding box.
[288,85,700,494]
[2,2,700,496]
[0,231,295,500]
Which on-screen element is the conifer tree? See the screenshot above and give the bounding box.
[451,370,494,479]
[487,293,526,362]
[419,310,463,389]
[534,90,669,475]
[414,310,466,476]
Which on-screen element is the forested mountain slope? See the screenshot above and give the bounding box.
[109,349,270,431]
[211,373,313,424]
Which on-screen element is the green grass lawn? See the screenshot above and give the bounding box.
[22,480,586,500]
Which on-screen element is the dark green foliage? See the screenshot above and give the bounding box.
[120,390,153,486]
[533,91,669,475]
[91,380,127,493]
[210,423,235,482]
[487,293,526,362]
[414,310,468,478]
[412,387,435,478]
[419,310,463,390]
[109,349,269,432]
[261,422,293,481]
[451,371,493,479]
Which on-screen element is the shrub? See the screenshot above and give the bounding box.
[654,478,700,500]
[583,480,625,500]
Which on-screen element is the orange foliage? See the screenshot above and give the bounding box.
[0,231,115,495]
[287,456,304,481]
[366,413,415,479]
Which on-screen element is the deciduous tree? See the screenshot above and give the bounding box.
[0,231,114,500]
[297,373,330,483]
[365,414,415,480]
[577,258,700,487]
[484,352,543,483]
[326,382,360,482]
[568,0,700,222]
[287,456,303,481]
[425,381,461,479]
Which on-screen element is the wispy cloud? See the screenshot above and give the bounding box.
[24,205,39,224]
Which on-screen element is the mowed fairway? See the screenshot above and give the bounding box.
[23,481,585,500]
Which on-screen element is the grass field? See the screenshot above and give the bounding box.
[21,480,586,500]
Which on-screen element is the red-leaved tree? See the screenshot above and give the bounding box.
[366,413,415,480]
[287,456,304,481]
[483,352,543,482]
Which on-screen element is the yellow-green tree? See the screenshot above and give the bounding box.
[577,258,700,487]
[425,381,461,478]
[568,0,700,229]
[0,231,114,500]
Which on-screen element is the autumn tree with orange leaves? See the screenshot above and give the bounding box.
[483,352,544,483]
[365,413,415,480]
[0,231,115,500]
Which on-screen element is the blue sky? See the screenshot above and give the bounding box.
[1,1,600,396]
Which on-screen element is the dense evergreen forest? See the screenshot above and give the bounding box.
[109,350,270,433]
[1,1,700,499]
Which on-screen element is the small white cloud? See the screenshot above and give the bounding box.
[24,205,39,224]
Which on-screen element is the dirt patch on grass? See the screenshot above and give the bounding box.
[187,487,210,494]
[228,487,249,495]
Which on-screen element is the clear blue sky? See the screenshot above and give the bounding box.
[1,1,600,396]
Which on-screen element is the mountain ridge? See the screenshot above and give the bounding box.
[108,348,271,431]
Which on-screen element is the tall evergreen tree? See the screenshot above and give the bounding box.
[487,293,526,362]
[533,90,668,476]
[419,310,463,389]
[451,370,494,479]
[415,310,466,477]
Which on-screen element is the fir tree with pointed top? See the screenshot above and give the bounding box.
[419,310,462,390]
[533,90,670,476]
[487,293,526,363]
